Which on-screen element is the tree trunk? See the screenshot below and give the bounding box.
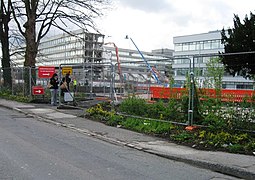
[23,16,37,94]
[0,0,12,89]
[1,33,12,89]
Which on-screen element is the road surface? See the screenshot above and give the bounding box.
[0,107,238,180]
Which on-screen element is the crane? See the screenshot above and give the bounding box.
[125,36,160,84]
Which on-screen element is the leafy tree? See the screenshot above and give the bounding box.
[0,0,12,89]
[204,57,224,98]
[221,12,255,79]
[10,0,109,89]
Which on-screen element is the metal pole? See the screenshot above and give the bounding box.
[90,63,93,98]
[110,63,114,101]
[188,60,192,125]
[187,57,195,126]
[191,57,195,125]
[108,52,113,100]
[58,64,62,106]
[29,67,32,96]
[128,37,160,84]
[103,67,105,96]
[90,36,95,98]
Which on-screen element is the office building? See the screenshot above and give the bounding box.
[173,30,254,89]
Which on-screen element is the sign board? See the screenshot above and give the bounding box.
[32,86,45,95]
[38,66,55,78]
[62,67,73,75]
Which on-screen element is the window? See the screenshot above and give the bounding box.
[175,44,182,51]
[203,57,210,64]
[195,42,203,51]
[176,68,189,76]
[236,84,253,90]
[189,42,196,51]
[203,40,211,50]
[182,43,189,51]
[211,40,219,49]
[194,57,203,64]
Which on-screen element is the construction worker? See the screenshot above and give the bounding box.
[73,78,77,93]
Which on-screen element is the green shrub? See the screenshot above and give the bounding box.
[171,131,194,142]
[202,112,227,131]
[0,89,31,103]
[119,97,148,116]
[86,104,114,121]
[121,117,173,135]
[85,98,255,155]
[106,114,123,126]
[163,99,184,122]
[244,142,255,152]
[146,100,165,119]
[121,117,142,131]
[198,130,250,149]
[228,144,243,153]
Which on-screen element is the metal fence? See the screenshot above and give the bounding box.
[113,59,173,101]
[3,53,253,105]
[0,58,172,101]
[0,67,38,96]
[0,63,117,104]
[1,55,255,130]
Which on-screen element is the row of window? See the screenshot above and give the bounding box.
[40,51,85,59]
[40,32,102,46]
[175,67,232,77]
[40,34,104,50]
[108,51,165,61]
[174,56,220,64]
[40,36,78,47]
[37,58,84,66]
[40,42,84,54]
[174,80,254,90]
[175,40,224,52]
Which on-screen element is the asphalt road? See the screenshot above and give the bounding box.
[0,107,238,180]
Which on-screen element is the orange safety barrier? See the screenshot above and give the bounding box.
[149,86,255,102]
[150,87,188,100]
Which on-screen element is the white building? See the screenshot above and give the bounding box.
[9,29,172,85]
[173,30,254,89]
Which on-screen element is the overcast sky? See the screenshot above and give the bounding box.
[95,0,255,52]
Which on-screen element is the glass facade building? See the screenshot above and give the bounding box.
[173,31,254,89]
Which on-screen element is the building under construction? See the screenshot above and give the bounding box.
[9,29,172,91]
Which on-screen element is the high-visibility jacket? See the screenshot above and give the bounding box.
[73,79,77,86]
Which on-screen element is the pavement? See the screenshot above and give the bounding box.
[0,98,255,180]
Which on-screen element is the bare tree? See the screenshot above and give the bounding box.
[10,0,109,88]
[0,0,12,89]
